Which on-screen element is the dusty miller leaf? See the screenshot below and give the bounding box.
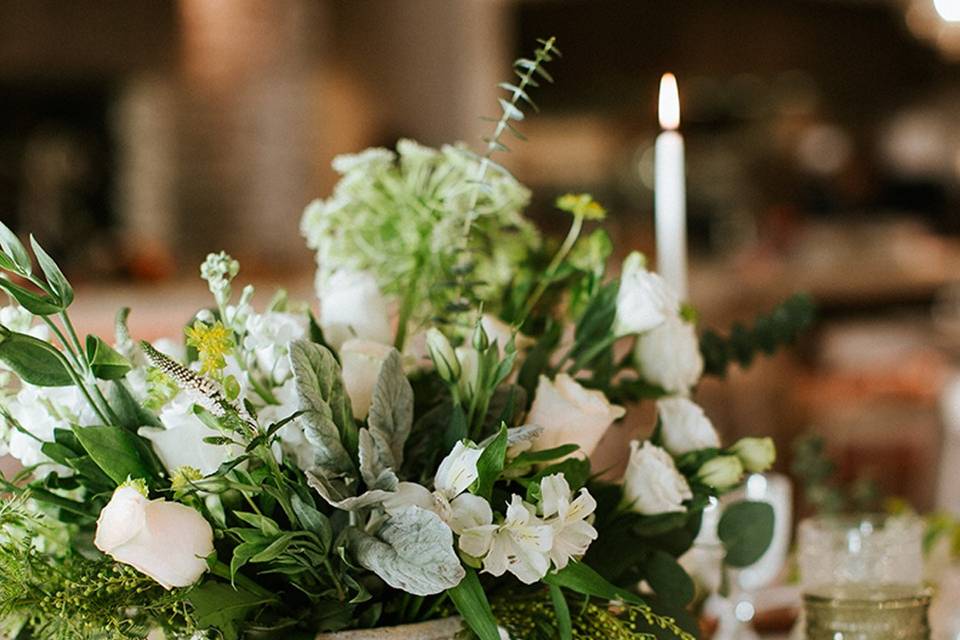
[366,349,413,467]
[306,470,389,512]
[358,428,399,490]
[290,340,356,478]
[349,506,465,596]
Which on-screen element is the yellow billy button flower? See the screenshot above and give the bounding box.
[555,193,607,221]
[171,466,203,495]
[185,320,234,377]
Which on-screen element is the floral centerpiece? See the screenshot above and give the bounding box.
[0,38,812,640]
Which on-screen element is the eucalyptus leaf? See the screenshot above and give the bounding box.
[718,500,775,567]
[29,235,73,307]
[289,340,356,478]
[349,505,465,596]
[641,549,695,605]
[0,328,72,386]
[366,349,413,467]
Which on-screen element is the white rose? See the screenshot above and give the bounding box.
[527,374,626,456]
[340,339,395,420]
[622,441,693,515]
[613,252,678,337]
[730,437,776,473]
[657,397,720,456]
[634,314,703,394]
[697,455,744,490]
[243,311,308,381]
[317,269,392,351]
[140,395,239,475]
[94,486,214,589]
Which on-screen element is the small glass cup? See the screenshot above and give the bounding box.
[797,513,931,640]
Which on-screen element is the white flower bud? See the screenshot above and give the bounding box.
[613,252,678,337]
[426,328,460,383]
[697,455,744,490]
[730,437,776,473]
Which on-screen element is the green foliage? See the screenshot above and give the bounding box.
[447,567,501,640]
[701,293,815,377]
[0,496,190,640]
[717,500,775,567]
[0,327,73,386]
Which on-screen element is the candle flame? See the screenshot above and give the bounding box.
[658,73,680,130]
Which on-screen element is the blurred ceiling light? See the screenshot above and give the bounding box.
[796,124,853,176]
[881,110,950,178]
[935,0,960,22]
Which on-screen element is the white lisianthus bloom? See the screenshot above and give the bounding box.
[317,269,392,351]
[527,374,626,457]
[243,311,308,381]
[622,441,693,515]
[95,485,214,590]
[340,339,395,420]
[539,474,598,570]
[730,437,776,473]
[458,495,554,584]
[140,395,238,475]
[657,397,720,456]
[697,455,744,490]
[634,314,703,395]
[613,252,678,337]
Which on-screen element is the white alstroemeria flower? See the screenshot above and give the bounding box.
[243,311,308,381]
[613,252,678,337]
[383,442,487,535]
[340,339,395,420]
[95,485,214,589]
[527,374,625,457]
[458,495,554,584]
[622,441,693,516]
[539,474,598,570]
[634,313,703,395]
[657,397,720,456]
[140,394,239,475]
[317,269,392,351]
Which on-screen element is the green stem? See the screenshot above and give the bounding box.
[519,213,584,326]
[394,258,423,351]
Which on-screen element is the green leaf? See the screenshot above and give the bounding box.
[85,335,132,380]
[107,380,162,430]
[0,327,72,386]
[471,424,507,501]
[0,221,31,275]
[549,584,573,640]
[187,580,276,640]
[718,500,775,567]
[289,340,356,477]
[447,567,501,640]
[73,425,155,486]
[250,533,295,563]
[0,278,62,315]
[234,512,281,537]
[509,444,579,467]
[29,235,73,307]
[290,493,333,552]
[349,506,465,596]
[367,349,413,467]
[544,561,645,606]
[641,549,695,605]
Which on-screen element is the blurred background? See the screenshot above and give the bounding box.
[3,0,960,524]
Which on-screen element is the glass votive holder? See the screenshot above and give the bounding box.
[797,513,931,640]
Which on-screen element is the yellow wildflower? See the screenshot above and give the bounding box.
[185,320,234,377]
[555,193,607,220]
